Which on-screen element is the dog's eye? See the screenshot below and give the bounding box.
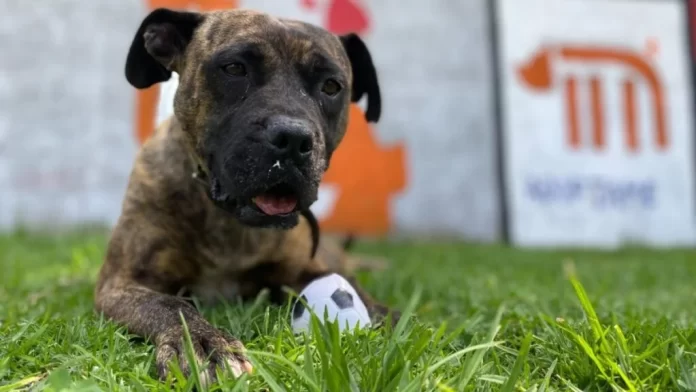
[321,79,342,96]
[222,63,247,77]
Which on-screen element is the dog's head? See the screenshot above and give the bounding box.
[125,8,381,229]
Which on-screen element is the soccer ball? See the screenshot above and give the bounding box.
[291,273,371,334]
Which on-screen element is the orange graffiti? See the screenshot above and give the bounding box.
[299,0,405,234]
[136,85,159,145]
[321,105,406,235]
[518,45,668,152]
[147,0,235,11]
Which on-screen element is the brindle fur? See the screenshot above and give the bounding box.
[94,7,399,384]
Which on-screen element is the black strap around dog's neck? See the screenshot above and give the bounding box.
[192,165,320,260]
[301,208,321,260]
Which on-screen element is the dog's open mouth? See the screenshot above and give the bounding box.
[251,183,299,216]
[207,169,309,228]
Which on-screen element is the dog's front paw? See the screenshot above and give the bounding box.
[155,325,253,385]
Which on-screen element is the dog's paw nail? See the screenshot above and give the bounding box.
[224,358,252,378]
[198,370,213,387]
[243,361,254,374]
[227,359,244,378]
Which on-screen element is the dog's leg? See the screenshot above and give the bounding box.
[94,237,253,383]
[95,280,252,383]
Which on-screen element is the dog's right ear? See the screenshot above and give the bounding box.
[125,8,204,89]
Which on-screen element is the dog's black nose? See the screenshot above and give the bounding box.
[265,117,314,159]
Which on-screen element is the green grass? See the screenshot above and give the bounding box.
[1,230,696,391]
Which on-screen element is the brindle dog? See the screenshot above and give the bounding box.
[94,7,399,384]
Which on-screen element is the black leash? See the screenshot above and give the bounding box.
[300,208,320,259]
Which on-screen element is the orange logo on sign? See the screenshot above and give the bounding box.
[517,45,668,152]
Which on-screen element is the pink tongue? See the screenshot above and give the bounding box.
[253,195,298,215]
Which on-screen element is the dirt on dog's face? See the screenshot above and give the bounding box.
[124,8,381,228]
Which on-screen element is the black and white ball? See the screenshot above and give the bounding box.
[291,273,371,334]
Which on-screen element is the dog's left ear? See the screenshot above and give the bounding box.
[339,33,381,123]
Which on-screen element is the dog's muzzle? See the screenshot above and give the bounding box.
[199,115,320,228]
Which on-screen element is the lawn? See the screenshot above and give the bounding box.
[1,230,696,391]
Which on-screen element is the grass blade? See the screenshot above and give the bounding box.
[501,332,532,392]
[246,350,320,392]
[179,312,205,392]
[0,374,43,392]
[538,359,557,392]
[457,305,505,387]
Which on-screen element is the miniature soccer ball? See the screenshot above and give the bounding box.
[291,273,371,334]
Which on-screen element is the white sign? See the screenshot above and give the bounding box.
[494,0,696,247]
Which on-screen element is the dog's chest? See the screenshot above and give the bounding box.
[186,221,283,303]
[189,265,243,303]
